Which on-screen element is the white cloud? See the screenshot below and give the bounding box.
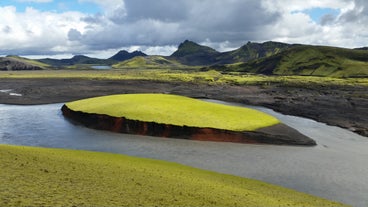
[0,6,88,55]
[2,0,368,57]
[260,0,368,48]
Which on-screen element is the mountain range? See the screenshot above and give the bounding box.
[1,40,368,77]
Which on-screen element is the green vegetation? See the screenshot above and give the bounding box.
[1,69,367,87]
[66,94,280,131]
[223,45,368,78]
[215,41,292,64]
[0,144,347,207]
[112,56,191,69]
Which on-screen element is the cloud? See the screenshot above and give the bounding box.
[77,0,280,51]
[0,6,87,55]
[2,0,368,57]
[68,28,82,41]
[260,0,368,48]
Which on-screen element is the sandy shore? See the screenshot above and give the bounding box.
[0,78,367,137]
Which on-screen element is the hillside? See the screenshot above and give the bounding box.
[0,56,50,70]
[222,45,368,77]
[112,56,189,69]
[216,41,294,64]
[1,144,346,206]
[170,40,293,66]
[170,40,220,66]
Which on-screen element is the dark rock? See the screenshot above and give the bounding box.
[61,104,316,146]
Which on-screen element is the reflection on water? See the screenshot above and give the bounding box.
[0,103,367,207]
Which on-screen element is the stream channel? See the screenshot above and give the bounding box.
[0,101,367,206]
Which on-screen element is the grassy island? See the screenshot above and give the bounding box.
[0,144,346,206]
[65,94,280,131]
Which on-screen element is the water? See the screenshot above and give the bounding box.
[0,103,367,206]
[90,65,112,70]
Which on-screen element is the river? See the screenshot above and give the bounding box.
[0,102,367,206]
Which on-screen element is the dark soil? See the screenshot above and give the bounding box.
[62,104,316,146]
[0,78,367,137]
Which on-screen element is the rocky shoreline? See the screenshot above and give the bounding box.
[0,78,367,138]
[61,104,316,146]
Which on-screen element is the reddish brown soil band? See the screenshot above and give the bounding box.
[61,104,316,146]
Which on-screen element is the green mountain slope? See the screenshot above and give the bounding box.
[221,45,368,77]
[216,41,293,64]
[0,56,50,70]
[113,56,189,69]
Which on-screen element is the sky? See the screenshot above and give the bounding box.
[0,0,367,58]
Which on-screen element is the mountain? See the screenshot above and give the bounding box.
[113,56,187,69]
[221,45,368,77]
[170,40,220,66]
[109,50,147,61]
[354,47,368,51]
[38,50,147,67]
[215,41,294,64]
[0,56,50,71]
[170,40,293,66]
[38,55,109,67]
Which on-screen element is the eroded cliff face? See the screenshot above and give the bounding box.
[62,104,316,146]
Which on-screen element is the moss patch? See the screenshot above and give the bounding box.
[0,144,347,207]
[66,94,280,131]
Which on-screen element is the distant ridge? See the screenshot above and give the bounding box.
[169,40,293,66]
[109,50,147,61]
[38,50,147,67]
[38,55,107,67]
[3,39,368,77]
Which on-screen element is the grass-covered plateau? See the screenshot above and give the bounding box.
[66,94,280,131]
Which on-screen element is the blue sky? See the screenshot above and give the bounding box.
[0,0,101,13]
[304,7,340,23]
[0,0,367,58]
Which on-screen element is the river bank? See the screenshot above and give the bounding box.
[0,78,367,137]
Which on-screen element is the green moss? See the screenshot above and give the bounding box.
[0,144,347,207]
[0,69,367,87]
[66,94,280,131]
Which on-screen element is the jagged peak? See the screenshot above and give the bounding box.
[171,40,219,58]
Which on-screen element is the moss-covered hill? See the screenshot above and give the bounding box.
[222,45,368,78]
[0,144,347,207]
[65,94,280,131]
